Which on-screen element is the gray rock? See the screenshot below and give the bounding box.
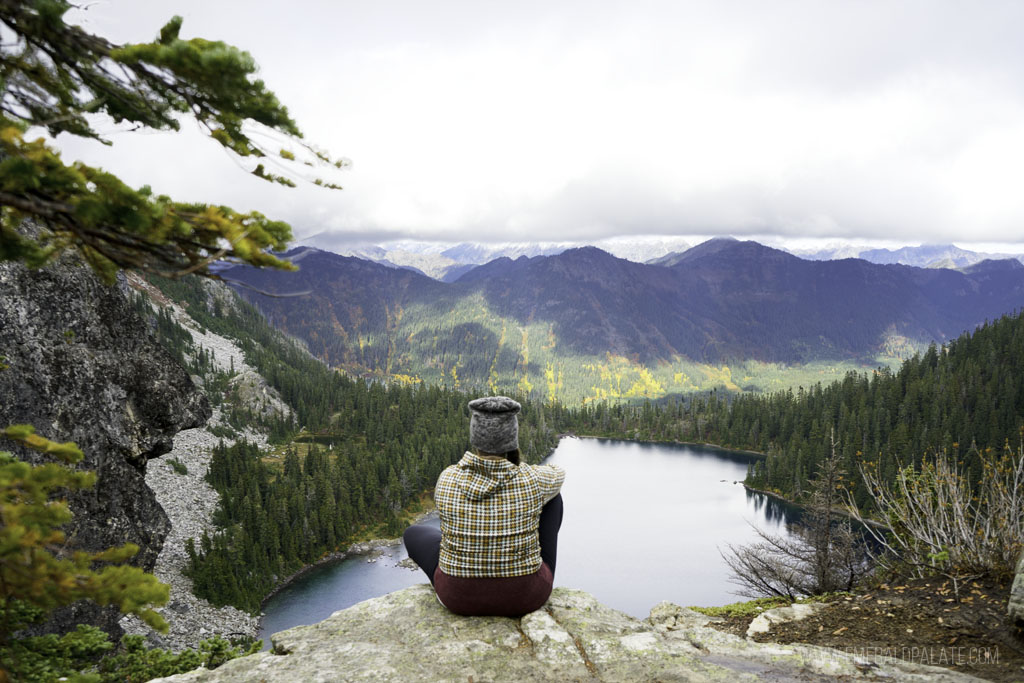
[1010,549,1024,629]
[228,368,292,422]
[746,602,827,638]
[0,259,209,637]
[120,408,262,650]
[150,586,982,682]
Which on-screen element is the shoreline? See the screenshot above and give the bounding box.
[258,507,436,611]
[742,483,889,531]
[742,482,802,510]
[565,432,768,459]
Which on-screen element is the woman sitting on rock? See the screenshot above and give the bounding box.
[403,396,564,617]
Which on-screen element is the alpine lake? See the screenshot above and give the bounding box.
[258,437,800,644]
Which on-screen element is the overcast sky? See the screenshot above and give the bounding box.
[54,0,1024,252]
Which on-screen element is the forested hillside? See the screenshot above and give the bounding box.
[140,275,559,612]
[560,311,1024,509]
[186,382,557,611]
[222,240,1024,404]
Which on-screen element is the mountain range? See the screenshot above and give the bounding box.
[302,234,1023,282]
[793,242,1022,269]
[223,239,1024,402]
[301,236,693,280]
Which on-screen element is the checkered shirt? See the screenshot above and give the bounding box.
[435,452,565,578]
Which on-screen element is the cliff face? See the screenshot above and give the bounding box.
[151,585,980,682]
[0,260,210,634]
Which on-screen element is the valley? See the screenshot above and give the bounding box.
[222,239,1024,404]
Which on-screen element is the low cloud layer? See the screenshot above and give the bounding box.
[54,0,1024,249]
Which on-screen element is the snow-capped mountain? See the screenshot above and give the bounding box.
[791,243,1024,268]
[298,236,693,280]
[857,244,1009,268]
[790,243,873,261]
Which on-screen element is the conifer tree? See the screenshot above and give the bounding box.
[0,0,345,281]
[0,426,169,680]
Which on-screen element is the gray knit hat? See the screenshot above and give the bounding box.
[469,396,521,454]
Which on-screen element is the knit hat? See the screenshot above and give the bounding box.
[468,396,521,454]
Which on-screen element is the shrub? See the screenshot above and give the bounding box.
[853,442,1024,584]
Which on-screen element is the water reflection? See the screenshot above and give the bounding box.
[591,437,762,467]
[746,488,802,526]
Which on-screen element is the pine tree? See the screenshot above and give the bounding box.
[0,426,169,680]
[1,0,346,281]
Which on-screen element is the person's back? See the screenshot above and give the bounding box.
[403,396,565,617]
[436,453,563,578]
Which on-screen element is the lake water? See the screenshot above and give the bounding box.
[259,437,799,644]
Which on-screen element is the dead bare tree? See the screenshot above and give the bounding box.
[723,429,871,599]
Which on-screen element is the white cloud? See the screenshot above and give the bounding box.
[47,0,1024,249]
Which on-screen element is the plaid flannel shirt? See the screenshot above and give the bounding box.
[435,452,565,578]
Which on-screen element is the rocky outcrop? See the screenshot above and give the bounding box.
[228,369,292,423]
[151,586,980,682]
[126,272,293,427]
[1011,549,1024,631]
[0,260,210,635]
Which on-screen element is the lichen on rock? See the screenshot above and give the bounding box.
[150,585,982,682]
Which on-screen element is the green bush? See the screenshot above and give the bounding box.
[0,425,169,683]
[0,626,260,683]
[95,634,260,682]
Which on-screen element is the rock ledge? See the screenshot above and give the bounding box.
[152,585,981,682]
